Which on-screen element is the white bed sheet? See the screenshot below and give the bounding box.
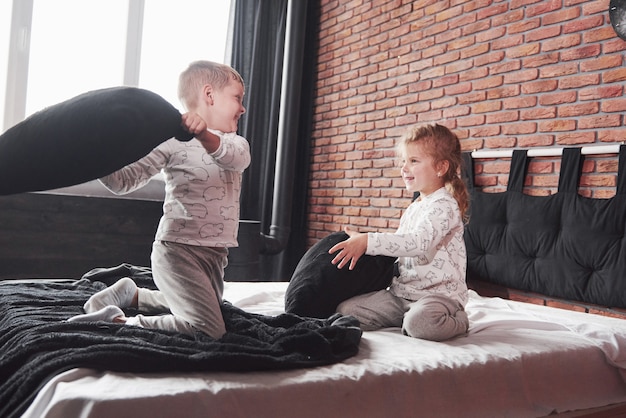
[22,282,626,418]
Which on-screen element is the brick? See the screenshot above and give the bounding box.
[509,292,546,305]
[463,0,493,13]
[459,67,489,82]
[522,80,558,94]
[528,161,554,174]
[420,66,446,80]
[579,85,623,100]
[509,17,541,34]
[368,218,390,229]
[588,308,626,320]
[531,168,560,185]
[493,9,525,28]
[433,74,460,88]
[603,67,626,83]
[556,132,596,145]
[502,122,537,135]
[580,174,616,188]
[462,20,492,36]
[560,45,602,61]
[473,75,504,90]
[564,15,604,33]
[446,36,477,52]
[539,91,577,106]
[492,34,525,51]
[578,114,622,129]
[522,52,560,68]
[461,43,490,59]
[443,105,472,118]
[583,26,617,43]
[503,68,539,84]
[490,60,522,75]
[417,109,444,122]
[603,38,626,54]
[488,85,521,99]
[540,62,579,78]
[527,25,561,43]
[419,88,444,101]
[538,119,577,132]
[485,136,517,148]
[558,73,600,89]
[435,27,462,45]
[526,0,561,17]
[581,55,624,72]
[476,27,507,43]
[444,81,472,96]
[520,107,556,120]
[558,102,599,117]
[517,135,554,148]
[541,34,582,52]
[423,43,447,59]
[598,129,626,142]
[472,101,502,113]
[457,114,486,127]
[542,7,580,25]
[470,125,501,137]
[486,111,519,124]
[432,96,457,109]
[504,96,537,109]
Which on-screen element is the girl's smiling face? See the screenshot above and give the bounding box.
[400,142,446,196]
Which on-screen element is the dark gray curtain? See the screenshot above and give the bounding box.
[229,0,319,280]
[231,0,287,224]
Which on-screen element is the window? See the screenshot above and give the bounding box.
[3,0,231,129]
[139,0,233,111]
[26,1,129,116]
[1,0,232,199]
[0,1,13,131]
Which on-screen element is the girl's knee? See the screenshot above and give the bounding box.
[402,297,469,341]
[336,299,355,316]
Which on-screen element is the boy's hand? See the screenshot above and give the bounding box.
[181,112,220,153]
[328,227,368,270]
[181,112,207,135]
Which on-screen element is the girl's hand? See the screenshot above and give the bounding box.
[328,227,368,270]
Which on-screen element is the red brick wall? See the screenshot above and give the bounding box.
[307,0,626,244]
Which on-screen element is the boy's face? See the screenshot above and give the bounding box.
[208,79,246,133]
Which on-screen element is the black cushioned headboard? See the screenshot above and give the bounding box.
[464,146,626,309]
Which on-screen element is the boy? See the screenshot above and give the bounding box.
[69,61,250,339]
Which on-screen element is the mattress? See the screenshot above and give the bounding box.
[20,281,626,418]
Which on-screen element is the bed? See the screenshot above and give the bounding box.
[3,145,626,418]
[3,276,626,418]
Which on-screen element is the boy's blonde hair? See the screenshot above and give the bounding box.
[398,124,470,223]
[177,60,244,110]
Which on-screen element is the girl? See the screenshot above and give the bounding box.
[328,124,470,341]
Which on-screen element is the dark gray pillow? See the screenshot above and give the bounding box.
[285,232,396,318]
[0,87,193,195]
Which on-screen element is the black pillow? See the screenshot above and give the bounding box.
[0,87,193,195]
[285,231,396,318]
